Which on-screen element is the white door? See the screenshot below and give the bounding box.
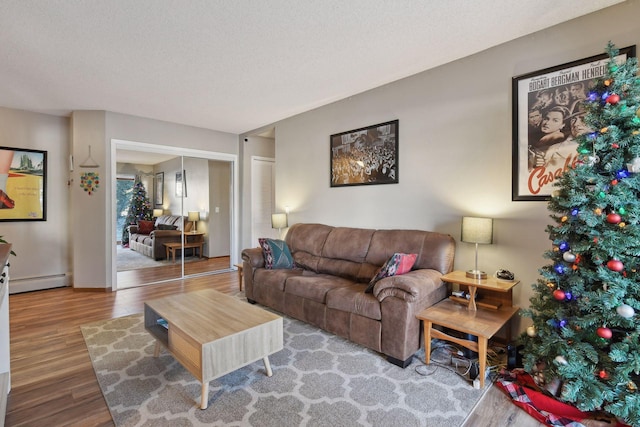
[251,157,277,245]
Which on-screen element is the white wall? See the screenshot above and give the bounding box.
[71,111,238,290]
[0,107,70,293]
[252,0,640,334]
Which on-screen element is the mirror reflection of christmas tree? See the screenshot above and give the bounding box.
[521,43,640,426]
[121,176,152,246]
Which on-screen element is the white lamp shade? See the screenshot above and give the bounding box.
[461,217,493,244]
[153,209,164,217]
[188,211,200,222]
[271,213,288,229]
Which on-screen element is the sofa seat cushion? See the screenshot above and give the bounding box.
[131,234,152,245]
[254,268,303,292]
[285,272,355,304]
[326,284,381,320]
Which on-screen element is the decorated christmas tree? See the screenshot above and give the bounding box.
[121,176,152,245]
[521,43,640,426]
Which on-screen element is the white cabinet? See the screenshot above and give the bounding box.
[0,245,12,427]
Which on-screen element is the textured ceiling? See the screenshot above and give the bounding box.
[0,0,625,135]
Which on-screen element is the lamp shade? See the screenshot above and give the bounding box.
[188,211,200,222]
[271,213,288,229]
[461,217,493,244]
[153,208,164,217]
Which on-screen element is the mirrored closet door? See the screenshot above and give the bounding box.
[114,145,234,289]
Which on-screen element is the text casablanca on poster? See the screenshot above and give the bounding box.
[517,53,628,198]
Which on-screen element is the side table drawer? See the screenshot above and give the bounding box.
[169,327,202,378]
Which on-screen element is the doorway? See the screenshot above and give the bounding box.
[111,139,238,290]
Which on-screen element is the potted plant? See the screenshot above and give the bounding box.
[0,236,15,256]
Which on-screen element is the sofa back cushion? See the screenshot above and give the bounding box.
[286,223,455,281]
[155,215,192,232]
[286,223,332,272]
[317,227,374,281]
[366,229,454,275]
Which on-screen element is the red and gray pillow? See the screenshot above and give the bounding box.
[365,253,417,293]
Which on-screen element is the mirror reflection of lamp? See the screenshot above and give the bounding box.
[188,211,200,233]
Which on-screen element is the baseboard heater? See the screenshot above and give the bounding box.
[9,274,69,294]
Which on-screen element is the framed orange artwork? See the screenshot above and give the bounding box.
[0,146,47,221]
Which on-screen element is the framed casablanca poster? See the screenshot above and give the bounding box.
[512,45,636,201]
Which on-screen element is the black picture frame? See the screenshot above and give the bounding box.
[330,120,398,187]
[155,172,164,205]
[176,170,187,197]
[512,45,636,201]
[0,146,47,221]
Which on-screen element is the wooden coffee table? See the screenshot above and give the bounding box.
[144,289,283,409]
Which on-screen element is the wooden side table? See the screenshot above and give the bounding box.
[416,271,520,388]
[164,241,204,262]
[234,263,243,291]
[163,232,205,263]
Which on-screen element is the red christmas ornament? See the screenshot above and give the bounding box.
[612,179,618,186]
[597,327,612,339]
[553,289,566,301]
[607,259,624,272]
[612,143,620,149]
[607,213,622,224]
[599,369,609,379]
[606,94,620,104]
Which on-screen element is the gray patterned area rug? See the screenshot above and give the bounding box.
[116,245,202,271]
[81,312,489,427]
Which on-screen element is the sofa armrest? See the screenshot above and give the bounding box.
[242,247,265,269]
[373,269,445,303]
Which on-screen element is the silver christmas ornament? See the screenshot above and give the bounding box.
[617,304,635,319]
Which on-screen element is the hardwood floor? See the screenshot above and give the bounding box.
[5,269,542,427]
[116,256,231,289]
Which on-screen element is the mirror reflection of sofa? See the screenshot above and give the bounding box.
[128,215,192,260]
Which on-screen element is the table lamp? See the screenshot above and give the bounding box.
[461,216,493,279]
[188,211,200,233]
[271,213,288,237]
[153,208,163,218]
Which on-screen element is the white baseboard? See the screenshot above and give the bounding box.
[9,274,70,294]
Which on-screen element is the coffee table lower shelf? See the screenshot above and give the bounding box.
[416,299,519,388]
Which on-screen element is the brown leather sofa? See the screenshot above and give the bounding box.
[241,223,455,367]
[128,215,192,260]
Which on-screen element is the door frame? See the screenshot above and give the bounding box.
[110,139,239,289]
